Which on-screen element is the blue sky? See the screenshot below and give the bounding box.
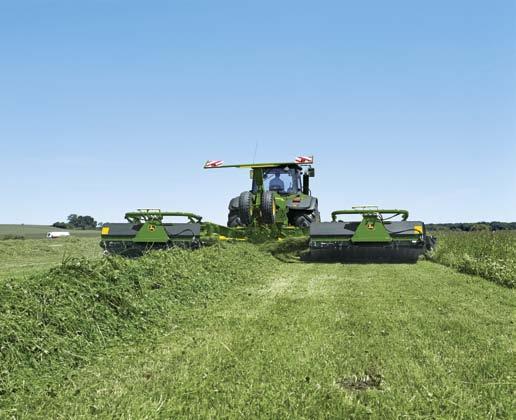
[0,0,514,224]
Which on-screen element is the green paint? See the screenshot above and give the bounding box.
[125,211,202,224]
[133,222,170,243]
[309,208,429,261]
[352,215,393,243]
[205,160,317,228]
[332,209,409,222]
[100,208,310,255]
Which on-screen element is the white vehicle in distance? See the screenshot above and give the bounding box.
[46,231,71,239]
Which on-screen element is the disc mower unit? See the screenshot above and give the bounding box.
[308,207,436,263]
[100,209,239,257]
[204,156,320,230]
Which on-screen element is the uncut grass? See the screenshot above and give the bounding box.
[0,224,98,240]
[16,261,515,419]
[0,243,274,414]
[431,231,516,287]
[0,237,101,281]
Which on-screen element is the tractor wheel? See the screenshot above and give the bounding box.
[261,191,276,225]
[238,191,254,226]
[228,210,243,227]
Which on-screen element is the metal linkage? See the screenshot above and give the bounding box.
[125,210,203,224]
[331,209,409,222]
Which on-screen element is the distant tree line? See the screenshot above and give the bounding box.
[427,222,516,232]
[53,214,99,230]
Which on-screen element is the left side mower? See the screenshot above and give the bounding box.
[100,209,238,257]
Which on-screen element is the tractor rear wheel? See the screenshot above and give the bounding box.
[238,191,254,226]
[261,191,276,224]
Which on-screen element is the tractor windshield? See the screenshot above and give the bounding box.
[259,168,302,195]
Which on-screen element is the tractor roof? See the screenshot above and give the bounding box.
[204,156,314,170]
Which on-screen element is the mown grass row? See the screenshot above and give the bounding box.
[430,231,515,287]
[0,243,276,409]
[9,249,515,419]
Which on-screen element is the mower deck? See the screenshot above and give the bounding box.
[307,208,435,263]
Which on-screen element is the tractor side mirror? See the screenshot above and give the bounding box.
[250,170,254,179]
[307,168,315,177]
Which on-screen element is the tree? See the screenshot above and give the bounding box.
[471,223,490,231]
[53,214,99,230]
[67,214,79,227]
[52,222,68,229]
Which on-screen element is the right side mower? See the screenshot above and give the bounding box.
[307,207,436,263]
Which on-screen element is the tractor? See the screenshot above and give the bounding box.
[204,156,320,229]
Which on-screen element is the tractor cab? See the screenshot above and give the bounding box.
[255,167,302,195]
[204,156,320,228]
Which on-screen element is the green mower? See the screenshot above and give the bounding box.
[100,157,437,263]
[308,207,436,263]
[204,156,320,229]
[100,209,241,257]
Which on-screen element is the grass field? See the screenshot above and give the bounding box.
[0,237,102,281]
[432,231,516,287]
[0,235,514,419]
[0,224,98,240]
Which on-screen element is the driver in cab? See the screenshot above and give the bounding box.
[269,173,285,192]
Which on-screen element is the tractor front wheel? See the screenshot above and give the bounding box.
[261,191,276,225]
[238,191,254,226]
